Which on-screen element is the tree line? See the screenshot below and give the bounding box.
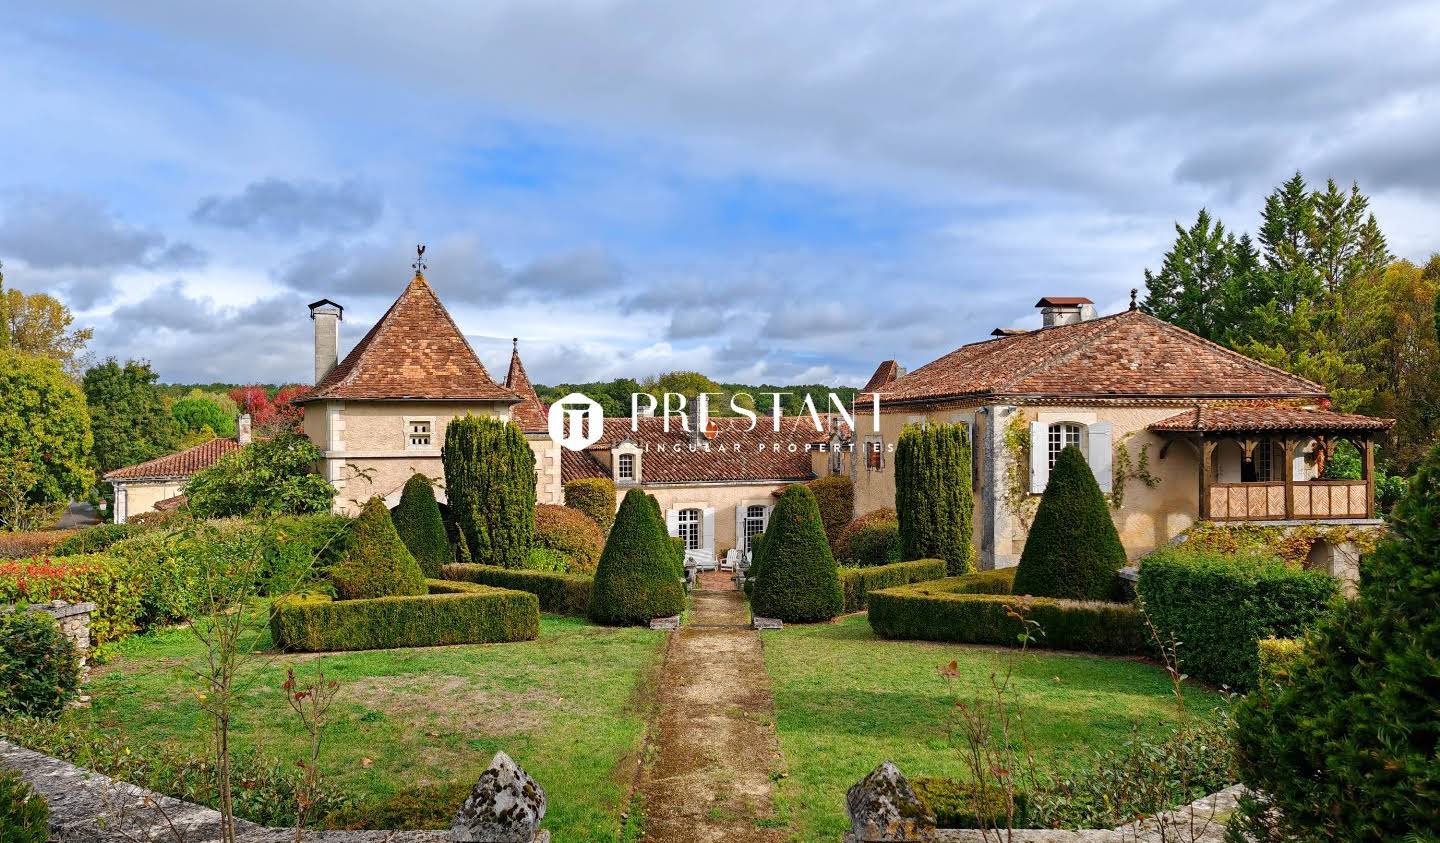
[1142,172,1440,470]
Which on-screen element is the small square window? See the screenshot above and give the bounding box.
[408,420,432,448]
[865,436,884,470]
[618,453,636,481]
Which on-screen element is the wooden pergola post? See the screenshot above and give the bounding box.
[1365,435,1376,519]
[1198,437,1215,520]
[1283,436,1296,520]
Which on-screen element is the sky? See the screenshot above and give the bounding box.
[2,1,1439,388]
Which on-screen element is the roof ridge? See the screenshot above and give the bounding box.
[989,311,1133,390]
[1134,312,1327,394]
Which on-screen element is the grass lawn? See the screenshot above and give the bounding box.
[761,615,1222,843]
[62,614,666,840]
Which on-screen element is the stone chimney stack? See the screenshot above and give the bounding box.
[308,299,344,385]
[237,413,252,446]
[1036,296,1097,328]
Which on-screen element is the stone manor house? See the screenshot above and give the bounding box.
[108,269,1392,572]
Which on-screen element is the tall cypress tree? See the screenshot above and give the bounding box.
[442,415,535,568]
[894,422,974,575]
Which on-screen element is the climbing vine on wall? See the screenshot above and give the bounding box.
[1180,521,1382,566]
[1110,433,1161,510]
[1002,413,1039,531]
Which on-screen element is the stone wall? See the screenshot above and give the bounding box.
[3,600,94,666]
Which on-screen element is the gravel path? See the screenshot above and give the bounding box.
[636,589,788,843]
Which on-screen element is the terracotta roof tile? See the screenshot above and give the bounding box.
[154,493,188,512]
[860,360,901,394]
[504,342,549,433]
[104,438,242,481]
[302,273,519,403]
[873,310,1327,404]
[561,417,829,485]
[1151,405,1393,433]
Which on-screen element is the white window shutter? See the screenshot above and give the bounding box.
[734,506,745,551]
[702,506,716,553]
[1088,422,1113,493]
[1029,421,1048,493]
[665,508,680,537]
[761,504,772,531]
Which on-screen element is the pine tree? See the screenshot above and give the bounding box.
[329,497,428,600]
[894,422,974,575]
[391,474,451,577]
[442,415,536,568]
[1141,209,1238,341]
[588,488,685,625]
[751,484,843,623]
[1231,442,1440,838]
[1011,446,1126,600]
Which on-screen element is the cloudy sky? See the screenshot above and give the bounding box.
[2,2,1439,387]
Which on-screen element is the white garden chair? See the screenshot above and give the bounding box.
[720,549,740,572]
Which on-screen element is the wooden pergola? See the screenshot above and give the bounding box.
[1152,406,1393,522]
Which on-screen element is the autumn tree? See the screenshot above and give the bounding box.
[228,384,309,434]
[0,349,93,527]
[0,277,93,376]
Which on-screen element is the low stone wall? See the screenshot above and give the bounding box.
[3,600,96,663]
[0,741,548,843]
[844,761,1243,843]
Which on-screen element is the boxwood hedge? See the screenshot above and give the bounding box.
[442,563,592,616]
[1138,546,1338,690]
[838,559,946,613]
[868,574,1146,654]
[270,579,539,652]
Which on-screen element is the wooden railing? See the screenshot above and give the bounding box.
[1208,480,1370,521]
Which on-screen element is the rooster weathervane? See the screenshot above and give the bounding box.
[413,244,427,274]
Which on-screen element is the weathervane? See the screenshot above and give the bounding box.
[1129,288,1138,311]
[413,244,427,274]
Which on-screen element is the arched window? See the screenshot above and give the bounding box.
[742,505,766,553]
[678,508,702,550]
[617,453,635,481]
[1047,422,1083,469]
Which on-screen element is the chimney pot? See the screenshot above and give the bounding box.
[237,414,253,446]
[1035,296,1096,327]
[308,299,343,385]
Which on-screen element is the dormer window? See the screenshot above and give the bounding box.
[618,453,635,481]
[407,419,433,448]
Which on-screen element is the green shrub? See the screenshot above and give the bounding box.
[868,582,1147,654]
[838,559,946,613]
[945,567,1018,595]
[1012,445,1126,600]
[1138,546,1338,690]
[524,546,570,572]
[185,432,335,518]
[0,554,146,646]
[443,563,593,616]
[391,474,451,577]
[588,489,685,625]
[669,536,686,578]
[751,485,843,623]
[911,775,1024,829]
[1256,637,1304,683]
[0,767,48,843]
[328,497,427,601]
[270,580,539,651]
[1230,442,1440,839]
[0,610,81,718]
[835,508,900,566]
[806,475,854,552]
[0,529,80,559]
[895,423,974,575]
[564,477,617,534]
[534,504,604,573]
[51,522,144,556]
[442,416,536,568]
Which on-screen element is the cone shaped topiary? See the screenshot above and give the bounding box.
[588,488,686,625]
[1230,442,1440,838]
[751,484,843,623]
[391,474,451,577]
[1011,445,1125,600]
[329,497,427,600]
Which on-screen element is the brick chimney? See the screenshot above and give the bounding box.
[237,413,252,446]
[1036,296,1096,327]
[308,299,344,384]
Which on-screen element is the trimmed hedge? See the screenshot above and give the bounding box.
[838,559,946,613]
[329,498,427,600]
[751,485,843,623]
[1138,546,1338,690]
[0,529,80,559]
[534,504,604,573]
[442,563,593,616]
[0,554,146,646]
[1012,445,1126,600]
[564,477,617,535]
[868,578,1146,655]
[51,523,145,556]
[391,474,451,577]
[588,489,685,625]
[895,422,974,575]
[835,508,901,567]
[270,579,539,652]
[806,475,855,552]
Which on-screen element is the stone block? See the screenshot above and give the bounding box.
[845,760,936,842]
[452,750,547,843]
